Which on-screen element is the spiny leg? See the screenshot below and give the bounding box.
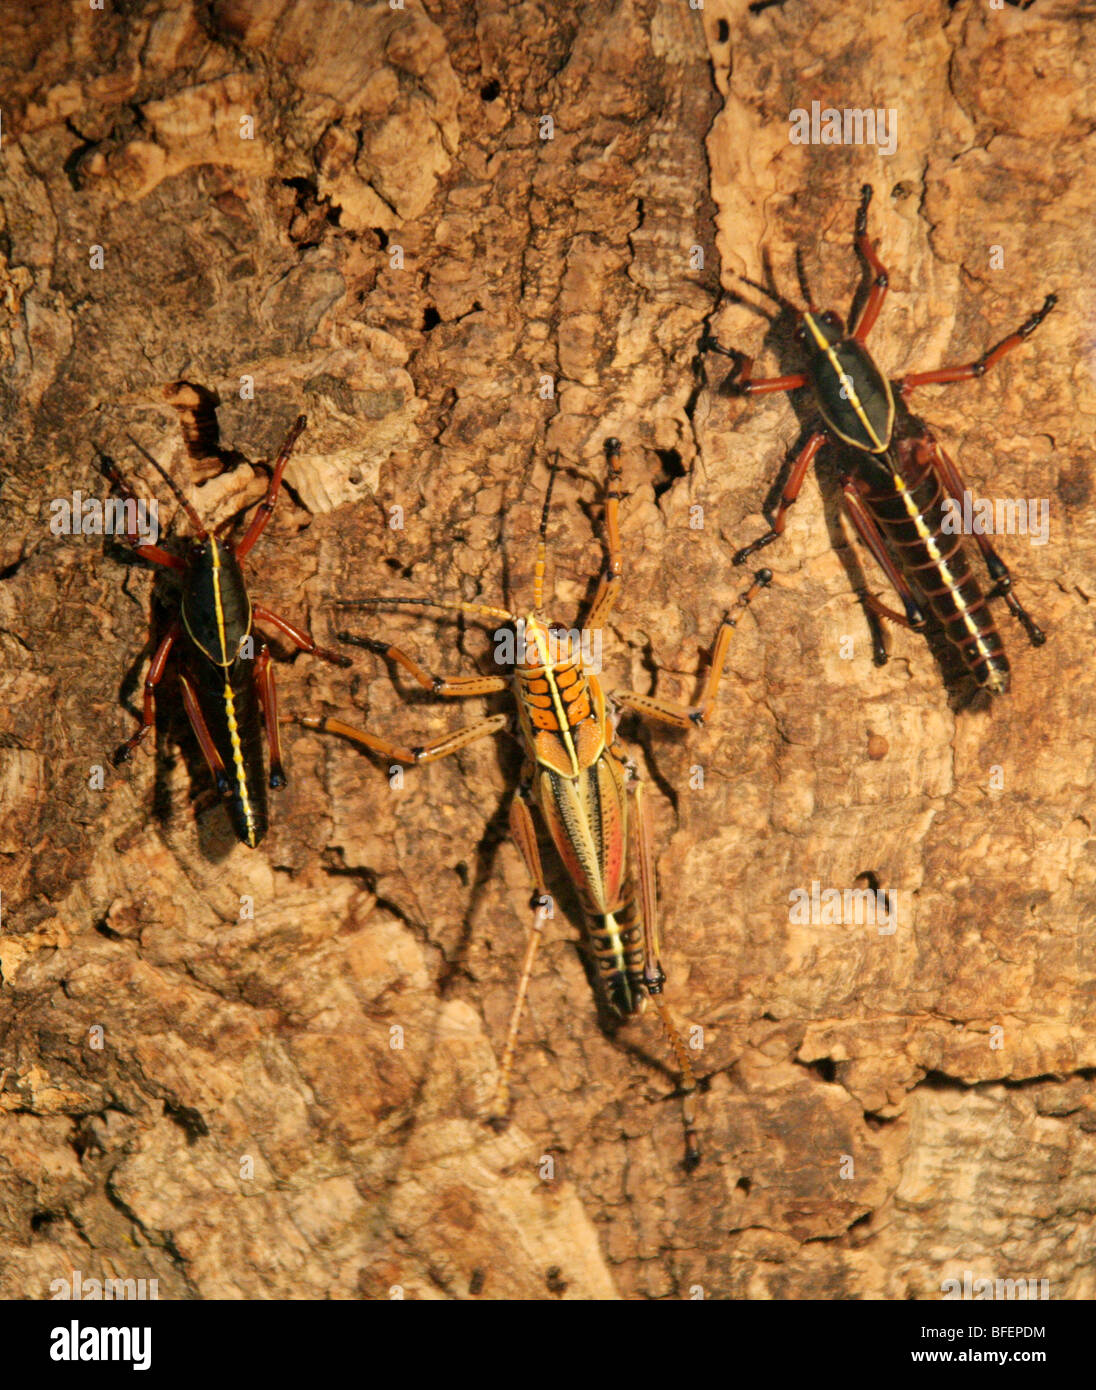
[923,439,1045,646]
[698,340,809,396]
[851,184,890,343]
[612,569,771,729]
[235,415,306,560]
[113,621,180,764]
[252,603,352,667]
[177,670,231,794]
[254,645,287,787]
[300,711,508,765]
[840,477,928,666]
[898,294,1057,393]
[733,430,828,564]
[583,436,625,630]
[640,902,703,1180]
[336,631,508,696]
[489,790,553,1129]
[860,591,918,662]
[630,778,700,1171]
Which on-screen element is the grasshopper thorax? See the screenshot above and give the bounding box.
[182,536,253,666]
[513,615,584,673]
[512,614,604,777]
[798,308,895,455]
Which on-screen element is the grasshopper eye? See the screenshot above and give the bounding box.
[821,310,844,333]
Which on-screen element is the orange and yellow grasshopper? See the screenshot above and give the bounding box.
[303,440,769,1168]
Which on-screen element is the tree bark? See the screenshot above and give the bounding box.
[1,0,1093,1300]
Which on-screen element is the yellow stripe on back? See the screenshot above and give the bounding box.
[529,623,581,778]
[804,313,891,453]
[209,541,230,664]
[892,475,994,667]
[222,677,256,842]
[601,911,628,976]
[210,543,256,841]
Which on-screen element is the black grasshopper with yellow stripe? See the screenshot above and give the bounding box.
[101,415,349,846]
[302,441,770,1169]
[708,184,1056,694]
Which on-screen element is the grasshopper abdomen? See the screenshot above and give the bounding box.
[862,430,1010,693]
[185,643,270,846]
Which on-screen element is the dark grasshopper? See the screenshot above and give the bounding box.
[708,184,1056,694]
[101,415,349,846]
[303,440,770,1168]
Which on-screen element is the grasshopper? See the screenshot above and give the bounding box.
[710,184,1054,693]
[101,417,350,846]
[303,440,769,1167]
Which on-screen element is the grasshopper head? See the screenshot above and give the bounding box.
[515,615,583,671]
[795,308,847,354]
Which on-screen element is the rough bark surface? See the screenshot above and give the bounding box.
[1,0,1094,1300]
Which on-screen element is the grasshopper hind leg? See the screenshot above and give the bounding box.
[631,778,702,1172]
[488,790,553,1131]
[650,997,701,1173]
